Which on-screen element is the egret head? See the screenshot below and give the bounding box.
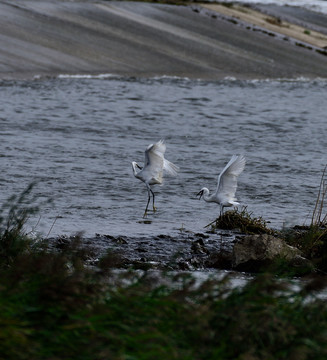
[197,188,205,200]
[132,161,143,177]
[132,161,142,170]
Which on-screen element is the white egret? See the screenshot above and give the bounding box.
[132,140,179,218]
[197,155,246,216]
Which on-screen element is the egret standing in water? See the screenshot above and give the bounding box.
[197,155,246,216]
[132,140,179,218]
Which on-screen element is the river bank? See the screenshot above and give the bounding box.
[2,229,327,360]
[1,0,327,80]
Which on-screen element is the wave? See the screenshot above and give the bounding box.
[52,74,327,86]
[57,73,119,79]
[223,76,327,83]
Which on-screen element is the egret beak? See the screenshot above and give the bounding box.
[197,190,204,200]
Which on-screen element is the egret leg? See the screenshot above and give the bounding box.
[151,189,156,212]
[143,188,151,218]
[220,205,224,217]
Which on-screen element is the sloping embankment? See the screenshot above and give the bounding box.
[1,0,327,80]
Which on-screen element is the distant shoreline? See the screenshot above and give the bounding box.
[203,3,327,49]
[1,1,327,81]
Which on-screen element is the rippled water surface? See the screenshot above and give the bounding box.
[1,76,327,237]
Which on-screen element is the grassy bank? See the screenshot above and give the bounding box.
[1,186,327,359]
[1,252,327,359]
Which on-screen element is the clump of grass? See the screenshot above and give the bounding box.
[282,165,327,272]
[265,16,282,26]
[220,2,234,8]
[304,29,311,35]
[284,226,327,271]
[0,183,44,267]
[311,164,327,227]
[206,206,275,235]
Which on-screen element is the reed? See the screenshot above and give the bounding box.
[0,183,41,266]
[280,165,327,272]
[311,164,327,227]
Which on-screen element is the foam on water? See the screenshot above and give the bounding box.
[57,73,119,79]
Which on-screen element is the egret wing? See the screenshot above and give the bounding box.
[163,158,179,176]
[142,140,165,183]
[143,140,178,183]
[144,140,165,165]
[216,155,246,202]
[152,139,166,157]
[153,139,179,176]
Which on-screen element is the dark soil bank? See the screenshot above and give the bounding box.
[51,231,237,271]
[2,0,327,80]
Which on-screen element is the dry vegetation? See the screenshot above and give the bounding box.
[206,206,275,235]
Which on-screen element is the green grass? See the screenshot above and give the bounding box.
[1,246,327,360]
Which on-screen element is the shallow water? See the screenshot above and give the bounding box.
[1,76,327,238]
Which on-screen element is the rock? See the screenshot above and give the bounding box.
[191,239,210,254]
[289,255,314,271]
[205,250,233,270]
[232,234,303,272]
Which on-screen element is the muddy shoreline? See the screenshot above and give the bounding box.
[50,229,241,271]
[49,224,315,275]
[1,0,327,80]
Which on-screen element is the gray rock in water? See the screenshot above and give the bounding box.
[232,234,305,272]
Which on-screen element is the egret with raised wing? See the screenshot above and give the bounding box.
[197,155,246,216]
[132,140,179,218]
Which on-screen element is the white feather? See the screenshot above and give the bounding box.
[198,155,246,215]
[216,155,246,204]
[132,140,179,217]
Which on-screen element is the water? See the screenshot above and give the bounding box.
[1,76,327,238]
